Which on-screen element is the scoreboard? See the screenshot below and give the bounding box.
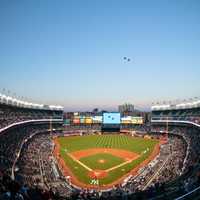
[103,113,121,124]
[102,112,121,132]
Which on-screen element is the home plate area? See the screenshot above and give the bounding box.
[88,170,108,179]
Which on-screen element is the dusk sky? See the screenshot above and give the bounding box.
[0,0,200,111]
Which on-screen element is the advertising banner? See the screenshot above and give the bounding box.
[131,117,143,124]
[92,116,102,123]
[121,116,132,124]
[85,117,92,124]
[73,118,80,124]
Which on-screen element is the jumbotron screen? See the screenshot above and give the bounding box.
[103,113,121,124]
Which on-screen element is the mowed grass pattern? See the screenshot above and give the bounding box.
[58,134,158,186]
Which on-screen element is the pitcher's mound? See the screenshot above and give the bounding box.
[88,170,107,179]
[98,159,106,164]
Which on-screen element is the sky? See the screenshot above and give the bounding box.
[0,0,200,111]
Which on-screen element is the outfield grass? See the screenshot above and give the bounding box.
[57,134,158,186]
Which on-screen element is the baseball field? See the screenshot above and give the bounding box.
[53,134,159,189]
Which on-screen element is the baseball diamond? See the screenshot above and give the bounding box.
[53,134,160,189]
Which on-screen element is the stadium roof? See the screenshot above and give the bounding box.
[151,99,200,111]
[0,93,63,111]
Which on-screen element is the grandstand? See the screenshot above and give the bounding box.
[151,99,200,126]
[151,99,200,199]
[0,93,63,127]
[0,93,64,199]
[0,94,200,199]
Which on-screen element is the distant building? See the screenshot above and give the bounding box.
[92,108,99,113]
[118,103,134,114]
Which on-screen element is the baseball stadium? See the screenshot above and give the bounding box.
[0,94,200,200]
[1,1,200,200]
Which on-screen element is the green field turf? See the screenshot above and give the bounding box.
[57,134,158,186]
[79,153,124,170]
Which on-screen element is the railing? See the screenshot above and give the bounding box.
[0,118,63,134]
[175,185,200,200]
[151,119,200,127]
[151,118,200,127]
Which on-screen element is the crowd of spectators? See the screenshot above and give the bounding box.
[151,107,200,125]
[16,133,72,198]
[0,103,63,130]
[1,123,199,200]
[1,101,200,199]
[11,129,192,200]
[0,101,63,200]
[0,124,64,200]
[150,125,200,198]
[111,133,187,197]
[0,124,51,175]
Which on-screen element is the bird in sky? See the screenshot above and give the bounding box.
[123,57,131,62]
